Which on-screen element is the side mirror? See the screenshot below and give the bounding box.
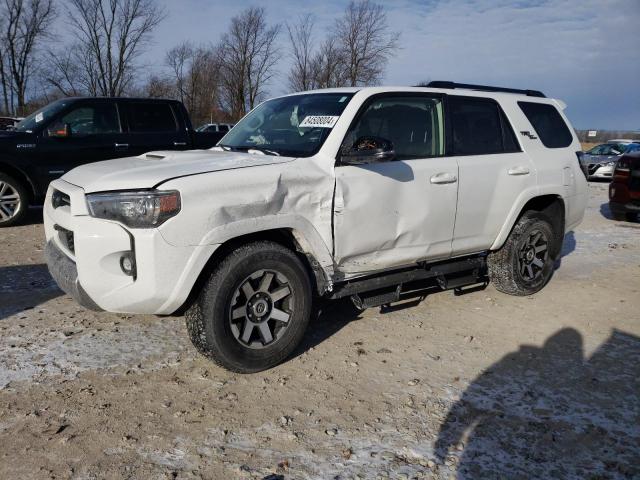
[47,123,71,139]
[340,136,396,165]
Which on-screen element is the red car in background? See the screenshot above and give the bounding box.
[609,151,640,221]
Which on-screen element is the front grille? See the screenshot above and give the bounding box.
[587,164,600,175]
[54,225,75,254]
[52,189,71,209]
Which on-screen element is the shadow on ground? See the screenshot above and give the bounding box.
[554,230,577,271]
[0,264,62,321]
[600,201,616,220]
[435,328,640,479]
[293,286,445,359]
[600,202,639,223]
[290,299,362,359]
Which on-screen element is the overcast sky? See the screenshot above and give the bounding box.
[136,0,639,130]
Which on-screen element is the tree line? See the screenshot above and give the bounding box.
[0,0,399,125]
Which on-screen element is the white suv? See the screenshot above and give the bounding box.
[44,82,588,372]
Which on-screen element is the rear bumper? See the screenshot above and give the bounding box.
[44,240,102,311]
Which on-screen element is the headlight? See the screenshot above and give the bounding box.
[86,190,181,228]
[605,161,617,167]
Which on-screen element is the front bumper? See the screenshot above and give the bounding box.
[586,163,615,180]
[44,240,102,311]
[43,179,218,314]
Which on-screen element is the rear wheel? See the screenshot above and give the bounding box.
[0,173,28,227]
[185,241,312,373]
[488,212,557,296]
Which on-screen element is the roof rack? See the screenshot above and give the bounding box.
[425,81,546,98]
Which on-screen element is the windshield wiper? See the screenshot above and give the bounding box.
[217,144,236,151]
[247,147,280,156]
[219,144,281,156]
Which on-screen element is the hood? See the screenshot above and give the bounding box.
[62,149,295,193]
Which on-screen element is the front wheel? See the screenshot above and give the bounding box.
[0,173,28,227]
[488,212,557,296]
[185,241,312,373]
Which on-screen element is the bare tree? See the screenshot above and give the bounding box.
[0,46,10,114]
[165,41,221,126]
[334,0,399,87]
[1,0,56,115]
[286,14,316,92]
[0,15,8,113]
[139,74,174,99]
[165,42,193,105]
[63,0,165,97]
[311,38,347,89]
[217,7,280,119]
[42,48,84,97]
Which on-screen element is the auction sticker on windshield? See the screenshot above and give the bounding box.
[299,116,340,128]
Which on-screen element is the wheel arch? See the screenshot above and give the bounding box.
[175,227,333,315]
[492,194,566,257]
[0,161,36,202]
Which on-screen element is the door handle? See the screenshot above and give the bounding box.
[173,141,187,147]
[508,166,530,176]
[114,143,129,149]
[430,172,457,184]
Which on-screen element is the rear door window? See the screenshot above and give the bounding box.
[449,96,519,155]
[127,103,178,133]
[518,101,573,148]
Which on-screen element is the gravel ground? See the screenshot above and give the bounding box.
[0,182,638,480]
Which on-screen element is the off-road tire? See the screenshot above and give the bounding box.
[185,241,312,373]
[488,212,557,296]
[0,173,28,227]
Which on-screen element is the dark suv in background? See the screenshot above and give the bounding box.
[0,97,226,226]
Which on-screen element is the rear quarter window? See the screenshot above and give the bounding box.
[518,101,573,148]
[127,103,178,133]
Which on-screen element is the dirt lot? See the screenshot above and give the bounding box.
[0,183,638,480]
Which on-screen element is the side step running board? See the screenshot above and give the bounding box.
[330,255,486,300]
[351,285,401,310]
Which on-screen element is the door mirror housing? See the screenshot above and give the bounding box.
[340,136,396,165]
[47,123,71,139]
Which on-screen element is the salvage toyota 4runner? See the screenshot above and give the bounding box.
[44,82,588,373]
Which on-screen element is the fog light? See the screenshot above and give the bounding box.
[120,253,136,277]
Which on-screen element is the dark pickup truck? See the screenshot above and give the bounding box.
[0,97,226,226]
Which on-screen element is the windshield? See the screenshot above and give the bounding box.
[588,144,624,155]
[14,99,71,132]
[219,93,355,157]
